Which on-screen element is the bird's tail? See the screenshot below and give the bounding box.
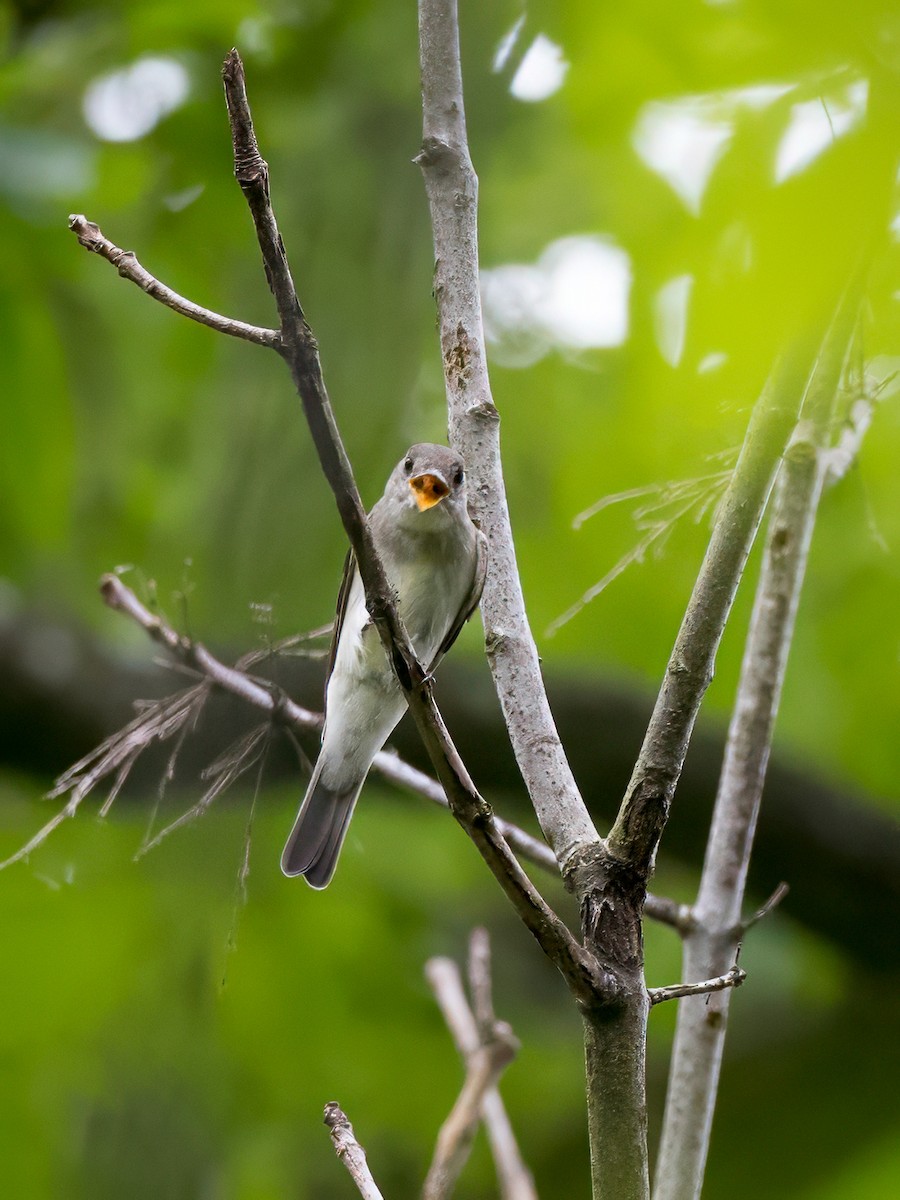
[280,761,364,888]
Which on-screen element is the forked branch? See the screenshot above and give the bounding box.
[68,215,279,347]
[424,930,534,1200]
[218,49,608,1007]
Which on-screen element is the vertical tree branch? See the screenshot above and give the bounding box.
[605,344,817,877]
[416,0,601,874]
[573,342,819,1200]
[653,297,860,1200]
[581,998,650,1200]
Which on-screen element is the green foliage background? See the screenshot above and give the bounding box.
[1,0,898,1196]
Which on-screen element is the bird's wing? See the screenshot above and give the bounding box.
[429,528,488,670]
[325,548,357,705]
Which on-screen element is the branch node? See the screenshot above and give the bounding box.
[415,135,456,169]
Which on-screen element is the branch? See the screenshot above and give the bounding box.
[654,288,863,1200]
[98,585,707,933]
[219,49,609,1008]
[742,881,789,933]
[18,575,680,932]
[323,1103,386,1200]
[100,574,310,719]
[68,215,280,348]
[416,0,601,876]
[467,926,495,1039]
[427,936,538,1200]
[606,342,819,878]
[423,1034,518,1200]
[424,941,524,1200]
[648,965,745,1008]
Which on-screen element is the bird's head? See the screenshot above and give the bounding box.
[393,443,468,520]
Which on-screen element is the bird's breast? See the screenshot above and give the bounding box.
[390,542,472,662]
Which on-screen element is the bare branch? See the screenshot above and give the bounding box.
[742,881,789,933]
[323,1103,385,1200]
[644,896,695,934]
[67,215,280,348]
[417,0,601,876]
[62,580,717,933]
[427,952,538,1200]
[606,342,818,878]
[467,927,496,1039]
[101,573,321,728]
[547,497,700,637]
[654,288,863,1200]
[648,966,746,1007]
[422,1032,518,1200]
[424,945,524,1200]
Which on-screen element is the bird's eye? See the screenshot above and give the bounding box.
[454,468,464,486]
[404,456,413,473]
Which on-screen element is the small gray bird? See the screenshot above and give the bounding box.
[281,443,487,888]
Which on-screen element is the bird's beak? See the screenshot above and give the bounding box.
[409,472,450,511]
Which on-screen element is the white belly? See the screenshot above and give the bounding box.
[319,518,475,788]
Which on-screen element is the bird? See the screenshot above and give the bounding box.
[281,443,487,888]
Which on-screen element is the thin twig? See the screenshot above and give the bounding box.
[417,0,601,877]
[648,965,746,1007]
[323,1103,385,1200]
[547,496,701,637]
[742,881,789,933]
[67,215,280,348]
[549,471,732,635]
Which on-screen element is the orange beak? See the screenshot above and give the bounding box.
[410,472,450,511]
